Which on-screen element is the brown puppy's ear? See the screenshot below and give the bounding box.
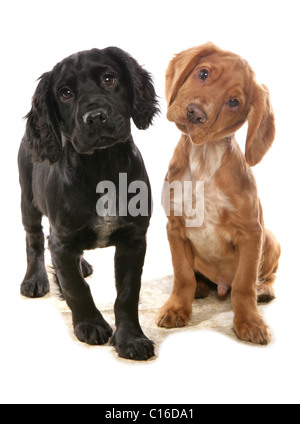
[165,42,220,107]
[245,83,276,166]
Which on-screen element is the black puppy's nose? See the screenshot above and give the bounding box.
[187,104,207,124]
[83,108,109,125]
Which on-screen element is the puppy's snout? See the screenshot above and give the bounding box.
[187,104,207,124]
[83,108,109,126]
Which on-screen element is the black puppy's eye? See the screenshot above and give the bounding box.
[228,99,240,108]
[199,69,209,81]
[60,87,74,101]
[102,74,116,87]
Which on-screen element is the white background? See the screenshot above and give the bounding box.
[1,0,300,404]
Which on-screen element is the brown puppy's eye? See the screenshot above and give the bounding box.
[60,88,74,101]
[199,69,209,81]
[102,74,116,87]
[228,99,240,108]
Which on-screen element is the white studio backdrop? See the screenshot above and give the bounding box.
[0,0,299,404]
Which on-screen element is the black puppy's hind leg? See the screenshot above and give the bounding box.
[19,145,49,298]
[20,198,49,298]
[79,256,93,279]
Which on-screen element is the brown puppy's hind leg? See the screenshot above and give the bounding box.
[194,272,212,299]
[257,230,281,303]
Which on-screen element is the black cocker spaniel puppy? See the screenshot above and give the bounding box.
[18,47,159,360]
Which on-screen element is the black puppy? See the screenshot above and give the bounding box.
[18,47,159,360]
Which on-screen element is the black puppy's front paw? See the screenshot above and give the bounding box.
[74,317,113,346]
[21,274,50,298]
[111,329,155,361]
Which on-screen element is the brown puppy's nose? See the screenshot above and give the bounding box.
[187,104,207,124]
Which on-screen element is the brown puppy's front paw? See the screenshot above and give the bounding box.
[156,302,191,328]
[234,315,271,345]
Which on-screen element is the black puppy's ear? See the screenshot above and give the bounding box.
[25,72,62,164]
[105,47,159,129]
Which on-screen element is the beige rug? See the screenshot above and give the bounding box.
[48,269,269,360]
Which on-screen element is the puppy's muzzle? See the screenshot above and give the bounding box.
[187,104,207,124]
[83,108,109,126]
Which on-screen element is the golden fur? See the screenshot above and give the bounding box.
[157,43,281,344]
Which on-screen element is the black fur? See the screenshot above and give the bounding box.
[18,47,159,360]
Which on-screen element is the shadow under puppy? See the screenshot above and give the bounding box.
[157,43,280,345]
[18,47,159,360]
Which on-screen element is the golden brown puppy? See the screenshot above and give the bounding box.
[157,43,281,345]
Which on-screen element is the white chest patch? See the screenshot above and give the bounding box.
[186,182,233,259]
[189,140,228,181]
[185,140,235,259]
[94,216,119,247]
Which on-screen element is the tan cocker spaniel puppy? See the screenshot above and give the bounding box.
[157,43,281,345]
